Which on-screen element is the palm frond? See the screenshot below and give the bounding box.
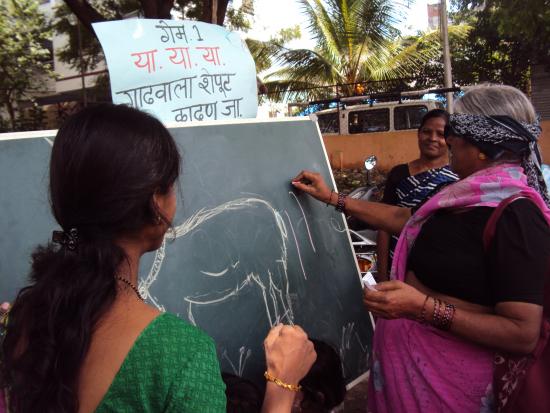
[298,0,343,65]
[367,25,471,80]
[245,38,286,73]
[270,48,344,85]
[257,1,470,100]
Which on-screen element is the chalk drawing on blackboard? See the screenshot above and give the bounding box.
[139,197,296,327]
[339,322,369,377]
[199,260,239,277]
[283,211,307,281]
[330,217,347,233]
[288,191,316,253]
[222,346,252,376]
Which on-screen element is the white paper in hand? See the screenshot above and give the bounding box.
[362,271,377,290]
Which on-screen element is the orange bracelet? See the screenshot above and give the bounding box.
[264,371,302,392]
[418,295,430,324]
[326,190,335,206]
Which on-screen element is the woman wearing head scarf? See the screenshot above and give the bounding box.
[292,84,550,413]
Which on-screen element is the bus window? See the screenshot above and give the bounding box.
[394,105,428,130]
[317,112,339,134]
[348,109,389,134]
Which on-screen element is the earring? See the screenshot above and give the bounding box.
[155,214,162,224]
[478,152,487,160]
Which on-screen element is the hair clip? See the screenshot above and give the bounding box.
[52,228,79,251]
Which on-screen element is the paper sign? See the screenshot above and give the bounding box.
[93,19,258,124]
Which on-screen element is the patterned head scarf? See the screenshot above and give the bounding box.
[448,113,550,206]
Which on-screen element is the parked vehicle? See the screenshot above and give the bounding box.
[311,99,444,135]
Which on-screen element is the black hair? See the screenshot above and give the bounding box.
[419,109,449,131]
[299,339,346,412]
[223,372,263,413]
[1,104,180,413]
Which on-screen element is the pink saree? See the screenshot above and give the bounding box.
[367,164,550,413]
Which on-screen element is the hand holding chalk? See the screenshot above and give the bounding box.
[363,280,427,320]
[264,324,317,385]
[291,170,333,204]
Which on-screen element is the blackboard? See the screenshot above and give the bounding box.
[0,119,373,387]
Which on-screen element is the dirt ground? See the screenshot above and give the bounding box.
[343,378,369,412]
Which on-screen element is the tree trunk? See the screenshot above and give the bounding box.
[63,0,107,33]
[216,0,229,26]
[212,0,218,24]
[200,0,230,25]
[5,99,16,131]
[158,0,176,19]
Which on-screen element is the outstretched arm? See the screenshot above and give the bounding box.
[291,170,411,235]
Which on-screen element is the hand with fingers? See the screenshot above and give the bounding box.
[291,171,334,205]
[261,324,317,413]
[363,280,425,320]
[263,324,317,385]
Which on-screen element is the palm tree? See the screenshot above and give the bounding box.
[255,0,468,102]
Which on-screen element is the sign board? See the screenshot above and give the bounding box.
[93,19,258,123]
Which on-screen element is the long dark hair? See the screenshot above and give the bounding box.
[300,339,346,412]
[1,104,180,412]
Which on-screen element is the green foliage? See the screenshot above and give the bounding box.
[0,0,54,130]
[402,25,473,89]
[245,26,301,74]
[224,0,254,32]
[449,0,550,89]
[54,0,140,72]
[260,0,453,102]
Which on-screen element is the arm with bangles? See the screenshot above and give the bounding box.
[291,171,411,235]
[363,280,543,355]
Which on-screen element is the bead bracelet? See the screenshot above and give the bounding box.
[335,192,347,213]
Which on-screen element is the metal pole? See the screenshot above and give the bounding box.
[440,0,453,112]
[77,21,87,107]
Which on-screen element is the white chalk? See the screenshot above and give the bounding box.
[362,272,377,290]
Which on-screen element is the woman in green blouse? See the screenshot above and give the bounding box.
[1,104,316,413]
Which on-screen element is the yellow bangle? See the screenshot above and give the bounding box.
[264,371,302,392]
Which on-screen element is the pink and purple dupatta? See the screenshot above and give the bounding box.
[367,164,550,413]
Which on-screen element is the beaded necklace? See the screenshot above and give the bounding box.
[116,276,144,301]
